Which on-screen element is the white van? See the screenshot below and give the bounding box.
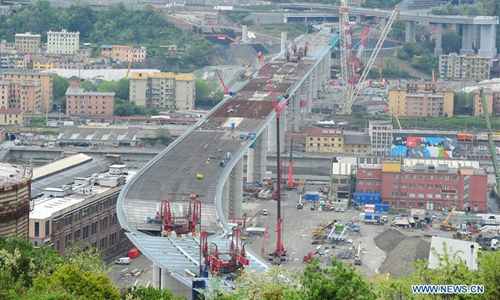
[115,257,131,265]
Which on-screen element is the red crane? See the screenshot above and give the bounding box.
[285,139,295,190]
[161,199,201,236]
[215,69,229,95]
[257,51,288,264]
[201,229,249,276]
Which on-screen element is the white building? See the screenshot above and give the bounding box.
[47,29,80,54]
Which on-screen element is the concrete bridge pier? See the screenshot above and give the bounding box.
[281,32,287,59]
[434,23,443,55]
[460,24,475,55]
[288,91,301,133]
[161,269,191,298]
[268,116,286,153]
[230,158,243,218]
[478,22,498,58]
[257,130,267,181]
[405,20,416,43]
[153,264,161,287]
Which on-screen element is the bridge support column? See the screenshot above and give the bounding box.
[460,24,475,55]
[242,25,248,43]
[405,21,416,43]
[161,268,191,298]
[280,32,287,59]
[222,181,229,218]
[257,130,267,181]
[434,23,443,56]
[246,147,255,182]
[289,94,300,133]
[356,15,361,24]
[472,25,480,49]
[312,65,319,103]
[153,264,161,288]
[231,158,243,218]
[267,116,286,153]
[478,23,498,59]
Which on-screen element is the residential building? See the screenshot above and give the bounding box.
[0,108,23,125]
[47,29,80,54]
[1,72,54,112]
[344,0,365,6]
[1,80,42,113]
[0,163,31,239]
[14,32,42,53]
[0,40,16,53]
[356,158,487,212]
[33,60,55,70]
[101,45,147,62]
[472,88,500,116]
[306,127,344,153]
[344,134,371,154]
[29,168,133,258]
[66,88,115,117]
[369,120,392,156]
[439,53,491,80]
[129,72,196,110]
[0,53,23,69]
[388,81,454,117]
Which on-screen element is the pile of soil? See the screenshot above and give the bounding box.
[378,236,431,277]
[374,229,406,252]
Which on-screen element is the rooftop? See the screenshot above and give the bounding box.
[306,126,343,137]
[30,168,137,220]
[0,162,31,186]
[32,153,93,181]
[344,135,370,145]
[66,87,115,96]
[129,72,195,80]
[40,69,161,81]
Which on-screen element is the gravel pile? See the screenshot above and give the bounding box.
[378,236,431,278]
[374,229,406,252]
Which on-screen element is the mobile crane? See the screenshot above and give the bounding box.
[440,206,457,231]
[201,229,249,276]
[257,51,289,264]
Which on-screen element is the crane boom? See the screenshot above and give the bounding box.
[215,69,229,95]
[480,88,500,190]
[125,48,136,78]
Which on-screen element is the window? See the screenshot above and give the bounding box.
[419,175,424,179]
[401,192,407,197]
[409,193,416,198]
[33,222,40,237]
[409,202,415,207]
[428,175,433,180]
[453,176,458,181]
[401,183,407,188]
[427,184,433,189]
[437,175,442,180]
[410,184,415,188]
[426,194,433,199]
[366,180,372,185]
[358,180,363,185]
[392,192,399,196]
[91,221,97,235]
[100,237,107,250]
[436,184,442,189]
[83,225,89,240]
[65,233,71,248]
[419,184,424,189]
[410,175,416,179]
[418,193,424,198]
[45,221,50,236]
[74,229,80,241]
[392,183,398,188]
[393,174,399,179]
[445,176,450,180]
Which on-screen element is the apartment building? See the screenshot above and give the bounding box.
[101,45,147,62]
[47,29,80,54]
[14,32,41,53]
[29,167,132,258]
[1,72,54,112]
[344,135,371,154]
[355,159,487,212]
[369,120,393,156]
[0,108,23,125]
[439,53,491,80]
[129,72,195,110]
[66,88,115,116]
[388,81,454,117]
[471,88,500,117]
[306,127,344,153]
[0,80,41,113]
[0,163,31,239]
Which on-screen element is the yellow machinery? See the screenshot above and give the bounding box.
[440,207,457,231]
[312,221,334,239]
[125,48,136,78]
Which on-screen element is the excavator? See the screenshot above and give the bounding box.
[440,206,457,231]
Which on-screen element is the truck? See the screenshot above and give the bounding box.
[304,191,319,202]
[214,5,234,11]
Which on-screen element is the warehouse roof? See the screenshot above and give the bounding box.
[32,153,93,181]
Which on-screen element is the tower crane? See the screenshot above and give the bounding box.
[480,88,500,194]
[338,2,398,115]
[257,51,288,264]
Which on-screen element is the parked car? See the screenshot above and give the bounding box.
[310,204,316,211]
[340,208,345,213]
[115,257,131,265]
[262,209,269,216]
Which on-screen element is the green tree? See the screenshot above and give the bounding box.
[30,264,121,300]
[442,31,462,54]
[115,78,130,101]
[154,127,172,145]
[290,259,377,300]
[195,79,212,101]
[182,38,218,69]
[479,251,500,299]
[98,81,117,93]
[53,76,70,112]
[124,285,181,300]
[390,20,405,41]
[81,80,97,92]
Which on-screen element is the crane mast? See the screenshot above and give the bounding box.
[480,88,500,193]
[338,6,398,115]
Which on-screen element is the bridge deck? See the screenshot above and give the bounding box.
[117,42,330,289]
